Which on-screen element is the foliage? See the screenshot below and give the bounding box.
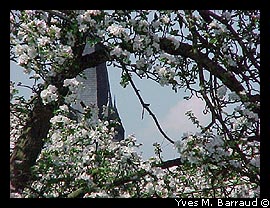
[10,10,260,198]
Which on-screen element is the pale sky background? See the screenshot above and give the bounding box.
[10,61,210,160]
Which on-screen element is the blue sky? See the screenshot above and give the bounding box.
[10,61,209,160]
[107,64,211,159]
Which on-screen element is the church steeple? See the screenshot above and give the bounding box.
[73,43,125,141]
[108,95,125,141]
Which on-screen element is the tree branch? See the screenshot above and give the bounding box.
[160,37,259,115]
[10,96,54,191]
[159,38,245,94]
[204,10,260,70]
[42,10,72,22]
[156,158,182,169]
[120,63,175,144]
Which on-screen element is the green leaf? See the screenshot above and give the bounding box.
[120,73,130,88]
[209,37,218,44]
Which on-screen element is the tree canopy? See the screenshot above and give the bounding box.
[10,10,260,198]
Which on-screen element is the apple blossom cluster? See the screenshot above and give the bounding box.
[50,114,71,126]
[40,84,58,105]
[172,131,259,197]
[76,11,101,33]
[97,11,181,86]
[154,65,175,86]
[26,111,258,198]
[63,78,83,104]
[208,20,227,35]
[107,24,128,39]
[11,10,74,78]
[22,109,145,197]
[77,11,180,89]
[110,45,130,60]
[20,100,259,197]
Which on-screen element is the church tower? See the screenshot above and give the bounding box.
[73,43,125,141]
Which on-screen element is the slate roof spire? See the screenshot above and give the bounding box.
[73,43,125,141]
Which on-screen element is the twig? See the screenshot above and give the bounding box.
[42,10,72,22]
[121,63,175,144]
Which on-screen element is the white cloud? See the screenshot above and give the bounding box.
[161,96,210,135]
[135,96,211,160]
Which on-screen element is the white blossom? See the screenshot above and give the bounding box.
[239,90,246,95]
[110,45,123,57]
[160,15,170,24]
[76,14,84,24]
[249,156,260,168]
[242,109,259,121]
[107,24,125,37]
[222,11,232,21]
[160,52,177,64]
[133,35,144,51]
[138,20,149,32]
[59,104,69,112]
[152,42,160,51]
[37,36,50,46]
[15,44,26,56]
[87,191,109,198]
[174,140,183,153]
[50,25,61,39]
[208,21,219,29]
[85,10,101,16]
[78,23,88,32]
[229,160,242,169]
[110,45,130,59]
[64,78,78,87]
[145,182,155,194]
[18,54,29,65]
[31,19,48,34]
[63,78,82,104]
[60,45,73,56]
[129,19,136,26]
[144,46,153,57]
[224,54,237,67]
[155,66,175,86]
[40,84,58,105]
[27,46,37,58]
[66,31,75,47]
[50,115,70,125]
[212,135,224,147]
[136,58,146,69]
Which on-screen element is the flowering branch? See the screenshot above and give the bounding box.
[159,37,259,116]
[202,10,259,70]
[159,38,245,94]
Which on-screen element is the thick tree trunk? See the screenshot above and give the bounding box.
[10,97,54,191]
